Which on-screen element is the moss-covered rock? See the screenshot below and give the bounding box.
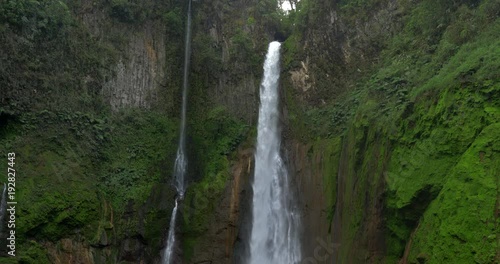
[283,0,500,262]
[407,123,499,263]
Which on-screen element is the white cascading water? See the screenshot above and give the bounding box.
[163,199,179,264]
[248,41,301,264]
[162,0,192,263]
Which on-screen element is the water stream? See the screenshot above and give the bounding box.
[162,0,192,263]
[173,0,192,199]
[163,198,179,263]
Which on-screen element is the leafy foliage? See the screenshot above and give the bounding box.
[0,0,184,262]
[97,110,177,210]
[0,0,72,37]
[0,107,179,260]
[0,0,118,115]
[163,8,183,36]
[284,0,499,262]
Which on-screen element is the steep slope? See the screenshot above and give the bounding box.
[282,0,500,263]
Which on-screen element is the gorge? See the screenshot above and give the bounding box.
[249,41,301,264]
[0,0,499,263]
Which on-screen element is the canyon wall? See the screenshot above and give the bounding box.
[0,0,498,263]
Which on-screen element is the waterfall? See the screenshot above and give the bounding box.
[174,0,192,199]
[0,183,6,234]
[162,0,192,263]
[163,198,179,263]
[248,41,301,264]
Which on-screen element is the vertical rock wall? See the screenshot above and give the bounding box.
[102,25,166,111]
[77,0,168,111]
[185,148,254,264]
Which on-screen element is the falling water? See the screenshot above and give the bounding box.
[0,183,6,233]
[162,1,192,263]
[248,41,301,264]
[163,198,179,263]
[174,0,192,198]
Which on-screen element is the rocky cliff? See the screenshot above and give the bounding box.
[77,0,169,111]
[282,0,500,263]
[0,0,181,263]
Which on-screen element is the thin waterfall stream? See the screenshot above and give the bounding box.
[248,41,301,264]
[162,0,192,263]
[173,0,192,199]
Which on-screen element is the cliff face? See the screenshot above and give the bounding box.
[281,1,405,261]
[282,0,500,263]
[0,0,180,263]
[187,0,278,123]
[285,0,404,105]
[179,0,282,262]
[77,0,169,111]
[285,139,340,264]
[100,24,166,111]
[0,0,271,262]
[181,147,253,264]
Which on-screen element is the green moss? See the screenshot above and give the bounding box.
[407,123,499,263]
[144,206,171,251]
[181,106,249,261]
[97,109,177,210]
[0,123,101,242]
[181,162,229,259]
[412,20,500,98]
[284,1,499,260]
[303,96,359,139]
[311,137,342,224]
[282,33,303,70]
[0,240,50,263]
[382,16,499,259]
[0,107,178,261]
[332,118,392,263]
[19,240,51,264]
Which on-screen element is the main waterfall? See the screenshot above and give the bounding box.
[162,0,192,263]
[248,41,301,264]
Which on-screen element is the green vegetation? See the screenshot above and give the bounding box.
[181,106,249,260]
[0,108,178,262]
[408,123,499,263]
[19,241,51,264]
[0,0,498,262]
[310,137,342,224]
[0,0,119,115]
[0,0,183,262]
[283,0,499,262]
[97,110,177,209]
[108,0,174,24]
